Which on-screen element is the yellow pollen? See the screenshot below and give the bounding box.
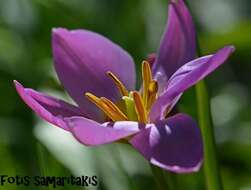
[132,91,148,124]
[107,71,129,96]
[85,92,128,121]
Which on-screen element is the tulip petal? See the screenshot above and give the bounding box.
[52,28,136,121]
[153,0,196,78]
[66,117,141,146]
[150,46,235,121]
[130,113,203,173]
[14,80,87,131]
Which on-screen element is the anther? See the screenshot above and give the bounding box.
[147,80,158,111]
[107,71,129,96]
[132,91,147,124]
[100,97,128,121]
[85,92,128,121]
[142,61,153,107]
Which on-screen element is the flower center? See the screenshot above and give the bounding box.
[85,61,158,124]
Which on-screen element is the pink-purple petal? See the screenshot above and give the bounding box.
[52,28,136,121]
[130,113,203,173]
[150,46,235,121]
[14,80,86,131]
[152,0,196,78]
[66,117,141,146]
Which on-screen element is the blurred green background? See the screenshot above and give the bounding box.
[0,0,251,189]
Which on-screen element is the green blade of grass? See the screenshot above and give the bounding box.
[196,81,223,190]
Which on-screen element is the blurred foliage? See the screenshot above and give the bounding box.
[0,0,251,189]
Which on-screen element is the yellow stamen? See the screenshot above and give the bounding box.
[146,80,158,111]
[107,71,129,96]
[85,92,101,107]
[142,61,152,107]
[84,60,159,124]
[100,97,128,121]
[132,91,147,123]
[85,92,128,121]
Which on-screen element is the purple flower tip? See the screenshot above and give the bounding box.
[52,27,69,41]
[13,80,23,91]
[52,27,67,34]
[229,45,236,52]
[170,0,179,3]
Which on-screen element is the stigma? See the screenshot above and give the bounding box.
[85,61,158,124]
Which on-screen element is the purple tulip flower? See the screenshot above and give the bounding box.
[14,0,234,173]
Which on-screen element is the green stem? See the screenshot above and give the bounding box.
[36,143,49,176]
[150,165,178,190]
[195,81,223,190]
[151,165,170,190]
[163,171,179,190]
[183,0,223,189]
